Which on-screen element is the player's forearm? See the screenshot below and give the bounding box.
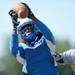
[12,25,17,34]
[10,26,18,56]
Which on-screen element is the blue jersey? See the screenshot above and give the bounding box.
[10,20,59,75]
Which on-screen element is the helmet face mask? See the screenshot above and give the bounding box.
[22,24,34,36]
[18,21,37,44]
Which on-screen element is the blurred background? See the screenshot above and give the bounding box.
[0,0,75,75]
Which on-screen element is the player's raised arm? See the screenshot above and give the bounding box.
[8,9,19,56]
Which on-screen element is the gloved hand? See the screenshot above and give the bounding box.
[8,10,20,26]
[21,3,34,18]
[54,52,64,63]
[27,6,34,18]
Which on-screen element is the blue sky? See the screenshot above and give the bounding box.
[0,0,75,57]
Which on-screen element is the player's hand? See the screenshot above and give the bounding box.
[54,52,64,63]
[8,10,20,26]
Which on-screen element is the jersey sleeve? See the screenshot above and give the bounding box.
[35,20,55,45]
[16,46,25,65]
[10,33,18,56]
[10,33,25,64]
